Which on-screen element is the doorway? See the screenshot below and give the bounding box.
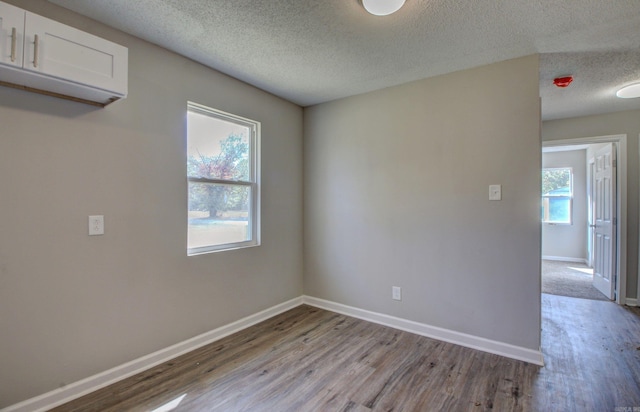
[541,135,627,304]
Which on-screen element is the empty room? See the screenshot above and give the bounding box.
[1,1,640,411]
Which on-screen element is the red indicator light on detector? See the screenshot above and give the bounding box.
[553,76,573,88]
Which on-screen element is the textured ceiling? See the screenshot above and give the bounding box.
[540,51,640,120]
[48,0,640,120]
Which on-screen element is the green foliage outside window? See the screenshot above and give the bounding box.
[188,134,249,218]
[542,168,571,195]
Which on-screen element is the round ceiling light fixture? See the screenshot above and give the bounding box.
[616,83,640,99]
[361,0,406,16]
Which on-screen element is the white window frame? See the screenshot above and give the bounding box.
[187,102,260,255]
[542,167,573,225]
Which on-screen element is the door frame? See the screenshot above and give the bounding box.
[587,158,595,268]
[542,134,627,304]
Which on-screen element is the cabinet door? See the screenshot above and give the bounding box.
[0,2,24,68]
[23,12,127,94]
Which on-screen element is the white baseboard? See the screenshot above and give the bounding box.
[302,295,544,366]
[4,294,546,411]
[1,297,303,412]
[542,256,588,265]
[625,298,638,307]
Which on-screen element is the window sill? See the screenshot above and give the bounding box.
[187,241,260,256]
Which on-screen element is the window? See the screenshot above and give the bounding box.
[542,167,572,224]
[187,102,260,255]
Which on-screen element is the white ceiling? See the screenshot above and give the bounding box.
[49,0,640,120]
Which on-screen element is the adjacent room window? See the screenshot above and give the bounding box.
[187,102,260,255]
[542,167,573,224]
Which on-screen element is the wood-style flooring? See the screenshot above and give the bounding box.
[51,294,640,411]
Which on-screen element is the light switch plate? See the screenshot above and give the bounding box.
[489,185,502,201]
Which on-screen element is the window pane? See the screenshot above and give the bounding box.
[187,111,250,181]
[188,182,251,249]
[542,168,571,196]
[542,196,571,223]
[542,168,572,223]
[187,102,259,255]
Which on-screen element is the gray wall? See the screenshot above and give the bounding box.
[0,0,303,407]
[542,110,640,300]
[10,1,639,407]
[304,56,542,350]
[542,150,588,261]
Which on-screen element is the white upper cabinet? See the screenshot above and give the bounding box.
[0,1,24,69]
[0,1,128,106]
[22,12,127,96]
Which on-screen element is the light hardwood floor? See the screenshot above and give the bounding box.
[51,294,640,411]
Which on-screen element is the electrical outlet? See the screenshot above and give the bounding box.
[89,215,104,236]
[489,184,502,201]
[392,286,402,301]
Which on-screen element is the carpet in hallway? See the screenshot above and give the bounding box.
[541,260,609,301]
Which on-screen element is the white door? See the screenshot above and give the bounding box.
[592,143,616,300]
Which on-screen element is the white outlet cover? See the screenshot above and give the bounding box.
[89,215,104,235]
[489,185,502,201]
[392,286,402,301]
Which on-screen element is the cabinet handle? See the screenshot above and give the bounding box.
[33,34,39,68]
[10,28,17,62]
